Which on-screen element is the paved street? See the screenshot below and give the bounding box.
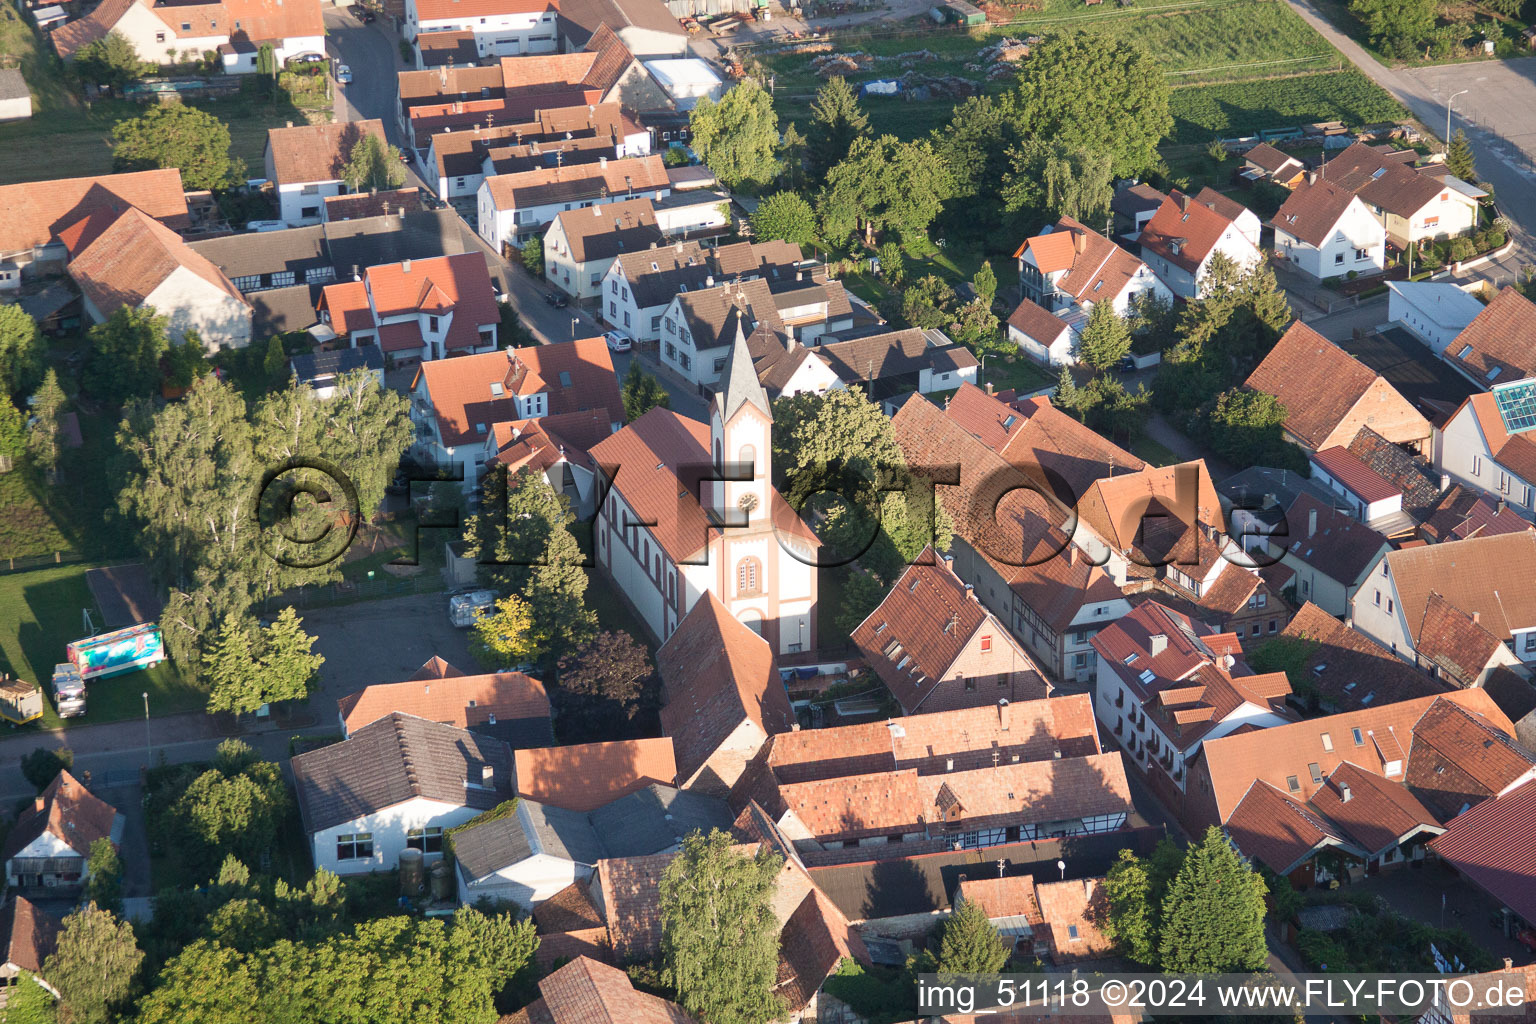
[1283,0,1536,253]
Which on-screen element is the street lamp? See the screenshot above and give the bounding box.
[142,692,151,768]
[571,316,579,340]
[1446,88,1470,145]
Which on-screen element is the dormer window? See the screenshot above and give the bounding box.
[490,382,504,396]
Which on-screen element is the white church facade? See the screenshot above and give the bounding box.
[589,327,820,654]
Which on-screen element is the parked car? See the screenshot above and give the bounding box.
[348,3,376,19]
[335,63,353,84]
[604,330,632,352]
[545,292,568,308]
[286,52,327,66]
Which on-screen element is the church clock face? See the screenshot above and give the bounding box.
[737,492,760,515]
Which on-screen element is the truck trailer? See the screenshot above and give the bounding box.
[66,622,166,681]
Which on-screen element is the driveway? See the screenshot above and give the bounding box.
[1282,0,1536,253]
[300,592,476,712]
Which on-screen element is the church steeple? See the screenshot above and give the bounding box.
[715,316,771,425]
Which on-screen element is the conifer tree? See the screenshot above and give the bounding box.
[205,618,263,716]
[259,607,324,704]
[807,75,869,180]
[1158,826,1269,972]
[1446,128,1477,182]
[937,898,1009,974]
[26,369,67,473]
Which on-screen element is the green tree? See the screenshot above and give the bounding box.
[4,971,58,1024]
[19,747,73,791]
[1446,128,1477,182]
[554,630,653,735]
[661,829,784,1024]
[937,897,1010,974]
[24,369,66,473]
[1159,826,1270,973]
[1206,387,1306,471]
[749,191,817,247]
[526,525,597,654]
[471,594,541,668]
[900,274,957,330]
[930,94,1022,244]
[1013,31,1171,178]
[83,839,123,916]
[1004,140,1115,228]
[520,236,545,276]
[0,304,43,399]
[818,134,953,248]
[1081,375,1150,442]
[0,399,25,470]
[834,569,889,637]
[1349,0,1434,53]
[950,299,1001,351]
[205,618,263,717]
[259,607,325,704]
[262,335,287,384]
[42,904,143,1024]
[84,306,170,405]
[255,42,277,81]
[1103,847,1161,966]
[341,133,407,191]
[877,240,906,287]
[806,75,869,181]
[621,360,672,421]
[164,336,210,391]
[168,742,290,876]
[1054,365,1083,413]
[1076,301,1133,372]
[689,78,781,193]
[972,261,997,307]
[73,31,149,88]
[111,105,243,191]
[777,121,809,191]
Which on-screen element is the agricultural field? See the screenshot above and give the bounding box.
[755,0,1404,151]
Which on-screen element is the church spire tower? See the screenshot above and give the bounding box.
[709,316,772,527]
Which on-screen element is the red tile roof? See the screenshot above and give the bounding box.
[1429,778,1536,928]
[1405,697,1536,820]
[1273,601,1450,713]
[1075,460,1224,553]
[657,592,794,785]
[414,0,552,20]
[1139,190,1240,273]
[1322,142,1445,219]
[595,851,676,960]
[849,551,1042,713]
[956,874,1041,923]
[0,169,188,256]
[0,897,60,975]
[337,668,549,736]
[1226,779,1354,874]
[1244,143,1302,176]
[532,955,696,1024]
[68,207,247,318]
[1310,446,1401,503]
[1385,531,1536,645]
[1415,591,1507,687]
[1448,287,1536,384]
[1034,877,1115,960]
[514,739,677,812]
[1272,178,1361,248]
[1005,297,1070,346]
[1015,217,1151,304]
[266,120,389,185]
[1307,761,1442,856]
[774,887,870,1013]
[414,338,622,449]
[1280,491,1390,583]
[50,0,135,55]
[0,771,119,862]
[483,156,669,212]
[1419,484,1536,542]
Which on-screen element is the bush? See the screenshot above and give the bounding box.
[21,747,73,791]
[662,146,691,167]
[1448,236,1476,263]
[399,39,414,64]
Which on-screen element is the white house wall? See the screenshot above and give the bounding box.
[1434,406,1536,515]
[309,797,482,876]
[1276,198,1384,280]
[457,852,590,910]
[1348,559,1413,659]
[144,267,252,350]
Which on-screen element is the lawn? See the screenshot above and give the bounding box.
[1127,433,1185,467]
[981,353,1057,396]
[0,0,330,186]
[1166,68,1408,144]
[0,563,208,729]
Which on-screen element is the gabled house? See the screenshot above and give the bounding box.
[817,327,978,403]
[427,103,651,200]
[0,169,188,273]
[1110,182,1167,241]
[658,279,784,389]
[0,772,123,894]
[336,656,553,746]
[52,0,323,72]
[479,411,615,518]
[557,0,689,58]
[1350,532,1536,671]
[1413,591,1527,689]
[478,154,671,250]
[319,252,500,364]
[1239,142,1305,188]
[604,238,805,343]
[1271,177,1385,280]
[1387,280,1486,354]
[1440,287,1536,389]
[1419,483,1536,543]
[1196,187,1262,249]
[1137,189,1262,299]
[1269,491,1391,617]
[1246,320,1431,454]
[264,120,392,227]
[450,785,732,909]
[513,738,678,812]
[1014,216,1171,320]
[292,711,514,874]
[1006,295,1075,367]
[403,0,558,63]
[508,956,700,1023]
[1322,142,1481,249]
[850,550,1049,715]
[1211,691,1535,885]
[323,188,424,224]
[1034,877,1116,962]
[657,591,796,796]
[1308,445,1411,532]
[590,336,820,655]
[543,198,663,304]
[409,338,623,491]
[1091,601,1293,795]
[744,330,842,400]
[68,207,251,350]
[1273,602,1452,714]
[1071,459,1226,587]
[1436,381,1536,517]
[0,897,60,1007]
[289,346,385,399]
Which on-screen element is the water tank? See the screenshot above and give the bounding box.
[400,848,425,895]
[428,859,452,901]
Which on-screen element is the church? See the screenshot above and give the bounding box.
[589,327,820,654]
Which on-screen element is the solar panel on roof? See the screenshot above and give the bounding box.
[1492,378,1536,434]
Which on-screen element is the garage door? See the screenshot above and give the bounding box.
[493,37,519,55]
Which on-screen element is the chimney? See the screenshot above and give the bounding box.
[1308,508,1318,538]
[997,699,1011,732]
[1179,192,1190,213]
[1472,611,1480,623]
[33,795,44,813]
[1072,229,1086,254]
[985,381,995,395]
[599,155,607,168]
[1506,959,1514,970]
[481,765,495,784]
[943,553,956,575]
[1067,545,1077,567]
[1262,492,1277,510]
[402,258,412,273]
[1306,170,1319,185]
[1339,782,1352,803]
[285,120,293,128]
[1149,634,1168,657]
[964,583,975,600]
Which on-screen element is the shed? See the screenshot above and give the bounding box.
[945,0,986,24]
[0,69,31,121]
[642,58,723,111]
